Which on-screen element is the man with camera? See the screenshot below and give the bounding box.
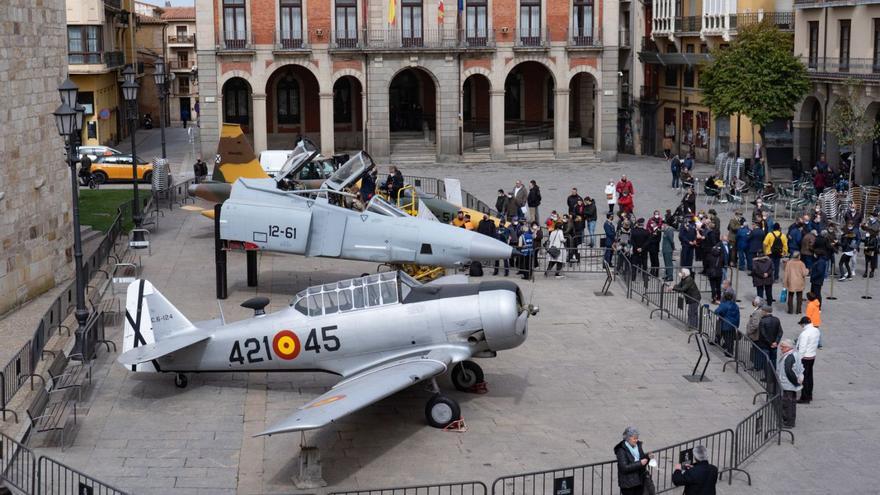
[671,445,718,494]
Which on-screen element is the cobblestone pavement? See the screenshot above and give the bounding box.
[6,151,877,494]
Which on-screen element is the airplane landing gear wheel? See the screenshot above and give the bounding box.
[174,373,188,388]
[451,361,484,392]
[425,394,460,428]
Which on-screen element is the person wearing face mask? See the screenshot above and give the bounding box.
[616,175,635,215]
[661,222,676,281]
[605,180,618,214]
[679,217,697,269]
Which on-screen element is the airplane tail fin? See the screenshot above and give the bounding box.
[122,279,196,372]
[212,123,270,183]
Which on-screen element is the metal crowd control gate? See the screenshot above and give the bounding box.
[0,430,36,493]
[331,481,488,495]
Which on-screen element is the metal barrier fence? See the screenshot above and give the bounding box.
[1,430,36,493]
[332,481,487,495]
[1,341,34,422]
[647,429,739,492]
[35,456,129,495]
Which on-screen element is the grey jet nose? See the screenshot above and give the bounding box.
[468,233,513,261]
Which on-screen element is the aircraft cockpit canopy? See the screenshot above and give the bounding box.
[275,137,319,183]
[323,151,375,192]
[290,271,419,316]
[365,195,409,217]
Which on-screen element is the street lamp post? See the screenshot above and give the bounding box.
[122,66,142,228]
[53,78,90,359]
[153,57,168,159]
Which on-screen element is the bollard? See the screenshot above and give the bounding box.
[734,266,741,303]
[826,274,837,300]
[862,274,873,300]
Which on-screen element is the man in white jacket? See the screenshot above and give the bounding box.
[604,181,618,215]
[796,316,820,404]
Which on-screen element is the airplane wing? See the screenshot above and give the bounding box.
[255,356,450,436]
[117,331,211,367]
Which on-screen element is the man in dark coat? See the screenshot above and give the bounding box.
[747,222,765,268]
[566,188,582,216]
[603,213,616,266]
[495,189,508,216]
[672,445,718,495]
[385,166,404,201]
[671,268,702,330]
[757,305,784,388]
[630,218,651,276]
[751,254,775,304]
[527,180,542,223]
[679,219,697,268]
[477,215,495,238]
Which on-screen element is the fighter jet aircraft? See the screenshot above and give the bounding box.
[118,272,535,433]
[217,151,513,266]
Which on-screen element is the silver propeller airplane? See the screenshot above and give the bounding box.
[118,271,535,433]
[217,151,513,267]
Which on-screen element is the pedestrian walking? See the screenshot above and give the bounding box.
[751,254,774,304]
[863,229,878,278]
[614,427,654,495]
[777,339,804,428]
[527,180,541,223]
[782,253,809,314]
[671,153,681,188]
[795,316,819,404]
[605,180,618,214]
[545,222,566,278]
[616,175,635,215]
[837,222,858,281]
[671,444,718,495]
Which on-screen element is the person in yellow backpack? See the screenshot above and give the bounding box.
[763,223,788,281]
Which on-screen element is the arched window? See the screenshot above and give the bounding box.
[277,74,301,125]
[223,78,250,125]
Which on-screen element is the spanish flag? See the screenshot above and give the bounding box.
[388,0,396,24]
[438,0,445,23]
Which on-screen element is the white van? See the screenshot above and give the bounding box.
[258,150,294,177]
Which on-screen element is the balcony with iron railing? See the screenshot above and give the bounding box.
[217,31,254,53]
[800,56,880,81]
[274,30,309,51]
[330,28,495,50]
[792,0,876,7]
[674,16,702,33]
[169,59,195,71]
[68,50,125,70]
[168,34,195,44]
[103,0,121,10]
[512,27,549,49]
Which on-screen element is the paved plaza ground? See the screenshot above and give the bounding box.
[2,129,877,494]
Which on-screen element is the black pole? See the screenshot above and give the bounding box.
[246,250,258,287]
[735,112,741,159]
[130,100,142,227]
[67,138,90,360]
[214,203,228,299]
[159,81,167,159]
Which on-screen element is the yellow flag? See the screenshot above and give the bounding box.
[388,0,396,24]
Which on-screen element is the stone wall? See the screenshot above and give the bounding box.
[0,0,72,315]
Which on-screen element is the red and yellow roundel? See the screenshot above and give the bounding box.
[272,330,301,360]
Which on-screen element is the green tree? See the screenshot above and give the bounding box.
[700,21,810,155]
[826,79,880,185]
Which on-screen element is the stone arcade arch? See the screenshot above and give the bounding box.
[264,64,322,150]
[462,73,491,153]
[503,61,556,151]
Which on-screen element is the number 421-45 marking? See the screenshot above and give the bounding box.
[229,326,340,365]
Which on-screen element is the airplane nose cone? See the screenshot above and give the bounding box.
[468,233,513,261]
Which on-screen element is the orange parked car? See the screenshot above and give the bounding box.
[89,154,153,184]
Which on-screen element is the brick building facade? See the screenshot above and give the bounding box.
[195,0,622,162]
[0,0,72,314]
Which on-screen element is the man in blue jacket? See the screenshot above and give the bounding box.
[736,223,751,270]
[747,222,765,271]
